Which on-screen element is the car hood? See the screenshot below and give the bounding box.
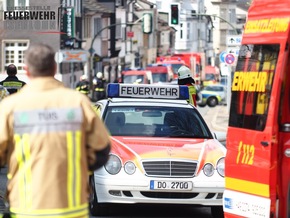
[110,136,226,173]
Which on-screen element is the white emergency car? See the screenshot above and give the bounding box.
[90,83,226,218]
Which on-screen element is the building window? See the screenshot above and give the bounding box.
[220,30,227,46]
[3,41,29,74]
[156,1,162,10]
[186,22,190,40]
[207,29,213,42]
[94,17,102,37]
[83,16,91,38]
[73,0,81,16]
[115,18,122,39]
[229,9,236,23]
[6,0,28,9]
[220,8,227,23]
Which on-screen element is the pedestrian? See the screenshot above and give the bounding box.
[177,65,197,107]
[93,72,106,101]
[0,43,111,218]
[75,74,90,95]
[0,64,26,94]
[0,85,9,102]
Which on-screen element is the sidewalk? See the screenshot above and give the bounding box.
[212,105,229,132]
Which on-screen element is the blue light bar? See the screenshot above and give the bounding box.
[107,83,189,100]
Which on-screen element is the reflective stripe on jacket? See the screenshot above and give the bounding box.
[0,75,26,94]
[0,77,111,218]
[187,85,197,107]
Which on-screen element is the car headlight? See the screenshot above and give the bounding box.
[124,161,136,175]
[216,157,225,177]
[203,163,215,177]
[104,154,122,175]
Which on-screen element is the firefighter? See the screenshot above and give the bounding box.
[0,43,111,218]
[177,65,197,107]
[0,64,26,94]
[75,74,90,95]
[93,72,106,101]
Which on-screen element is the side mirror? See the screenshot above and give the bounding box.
[212,131,227,147]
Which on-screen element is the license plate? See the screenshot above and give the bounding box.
[150,180,193,190]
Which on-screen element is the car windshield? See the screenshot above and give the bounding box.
[123,75,144,84]
[204,86,224,92]
[104,106,212,138]
[205,74,215,81]
[152,73,168,83]
[170,64,183,74]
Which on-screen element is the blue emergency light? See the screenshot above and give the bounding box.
[107,83,189,100]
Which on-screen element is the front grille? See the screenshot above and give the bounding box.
[142,160,197,177]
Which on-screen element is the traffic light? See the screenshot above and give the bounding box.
[142,13,152,34]
[134,52,141,67]
[170,4,179,25]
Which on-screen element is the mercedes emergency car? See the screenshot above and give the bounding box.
[90,84,226,218]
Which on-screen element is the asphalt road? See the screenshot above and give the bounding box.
[91,204,215,218]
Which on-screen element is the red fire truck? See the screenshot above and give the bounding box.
[156,52,204,83]
[155,57,186,80]
[224,0,290,217]
[121,69,152,84]
[145,64,174,83]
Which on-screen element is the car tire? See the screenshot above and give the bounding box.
[211,206,224,218]
[89,175,109,216]
[207,97,218,107]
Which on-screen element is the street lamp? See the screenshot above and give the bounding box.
[88,15,152,96]
[189,13,239,35]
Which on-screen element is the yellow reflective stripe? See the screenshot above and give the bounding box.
[10,203,89,218]
[66,131,82,208]
[14,134,25,208]
[75,131,81,206]
[14,134,32,209]
[66,131,74,207]
[225,177,269,197]
[23,134,32,209]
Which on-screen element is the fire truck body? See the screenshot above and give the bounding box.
[224,1,290,217]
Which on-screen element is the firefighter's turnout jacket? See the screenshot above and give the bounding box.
[0,75,26,94]
[0,77,111,218]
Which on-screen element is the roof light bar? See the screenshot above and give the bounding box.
[107,83,189,100]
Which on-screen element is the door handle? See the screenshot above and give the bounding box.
[260,141,269,147]
[285,149,290,157]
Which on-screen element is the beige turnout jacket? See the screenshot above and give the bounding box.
[0,77,111,218]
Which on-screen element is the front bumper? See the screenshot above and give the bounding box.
[93,169,224,206]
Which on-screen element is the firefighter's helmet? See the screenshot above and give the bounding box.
[96,72,103,79]
[177,66,191,79]
[80,74,88,81]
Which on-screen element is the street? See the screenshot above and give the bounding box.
[0,105,229,218]
[90,204,214,218]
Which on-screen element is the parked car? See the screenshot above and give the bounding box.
[198,84,227,107]
[90,83,226,218]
